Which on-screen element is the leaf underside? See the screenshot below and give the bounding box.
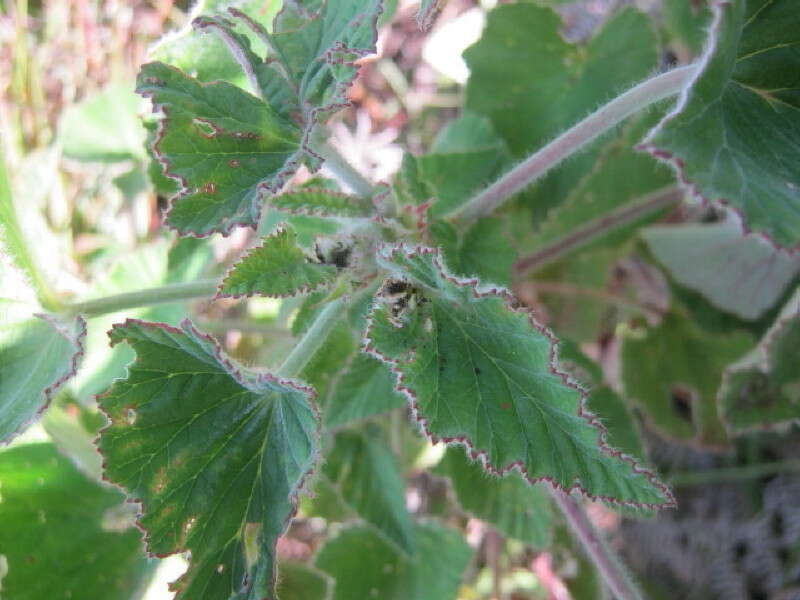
[0,312,86,444]
[97,319,319,600]
[643,213,800,320]
[642,0,800,248]
[364,245,673,508]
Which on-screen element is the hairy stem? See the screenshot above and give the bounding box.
[549,488,644,600]
[312,135,375,198]
[515,186,682,276]
[65,280,218,318]
[278,297,346,379]
[449,64,697,223]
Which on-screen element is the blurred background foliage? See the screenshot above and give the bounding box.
[1,1,799,599]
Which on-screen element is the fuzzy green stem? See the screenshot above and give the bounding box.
[312,134,375,198]
[65,280,219,318]
[515,186,682,276]
[549,488,645,600]
[278,297,346,379]
[449,64,697,224]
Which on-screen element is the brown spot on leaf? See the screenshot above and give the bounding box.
[228,159,240,168]
[200,182,217,194]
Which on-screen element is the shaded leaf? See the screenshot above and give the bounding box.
[430,216,517,287]
[434,447,552,548]
[58,83,145,163]
[641,0,800,248]
[719,288,800,431]
[323,428,415,554]
[324,352,404,428]
[417,112,510,217]
[620,314,752,449]
[643,212,800,320]
[218,226,337,298]
[662,0,712,57]
[0,443,149,600]
[276,561,332,600]
[365,245,673,508]
[315,522,472,600]
[97,319,320,600]
[558,339,645,461]
[137,61,303,236]
[464,5,658,219]
[0,311,86,443]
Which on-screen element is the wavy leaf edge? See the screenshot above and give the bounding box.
[2,312,87,446]
[95,317,321,592]
[638,0,799,254]
[361,244,676,510]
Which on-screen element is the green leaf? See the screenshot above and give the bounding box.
[643,213,800,321]
[323,428,415,554]
[641,0,800,248]
[465,5,658,219]
[522,112,674,263]
[271,188,373,218]
[0,253,84,445]
[620,314,752,448]
[430,216,517,287]
[0,443,150,600]
[434,447,552,548]
[58,82,145,163]
[70,237,213,403]
[97,318,320,600]
[218,226,338,298]
[315,522,472,600]
[324,353,405,428]
[0,311,86,443]
[149,0,281,89]
[662,0,712,56]
[138,61,304,236]
[260,0,384,118]
[365,245,673,508]
[719,288,800,431]
[275,561,332,600]
[558,339,645,461]
[416,112,511,217]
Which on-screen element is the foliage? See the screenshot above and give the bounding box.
[1,0,799,599]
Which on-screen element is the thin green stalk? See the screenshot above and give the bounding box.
[549,488,644,600]
[311,131,375,198]
[515,186,682,276]
[449,64,698,224]
[277,297,346,379]
[669,461,800,487]
[65,279,219,318]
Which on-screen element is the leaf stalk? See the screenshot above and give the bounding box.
[64,280,219,318]
[278,296,346,379]
[549,488,645,600]
[449,64,698,223]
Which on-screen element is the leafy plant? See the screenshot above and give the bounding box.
[1,1,798,599]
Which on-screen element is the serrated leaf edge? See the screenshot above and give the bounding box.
[214,224,336,300]
[95,317,321,598]
[638,0,800,254]
[361,244,675,509]
[2,313,87,446]
[140,61,309,239]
